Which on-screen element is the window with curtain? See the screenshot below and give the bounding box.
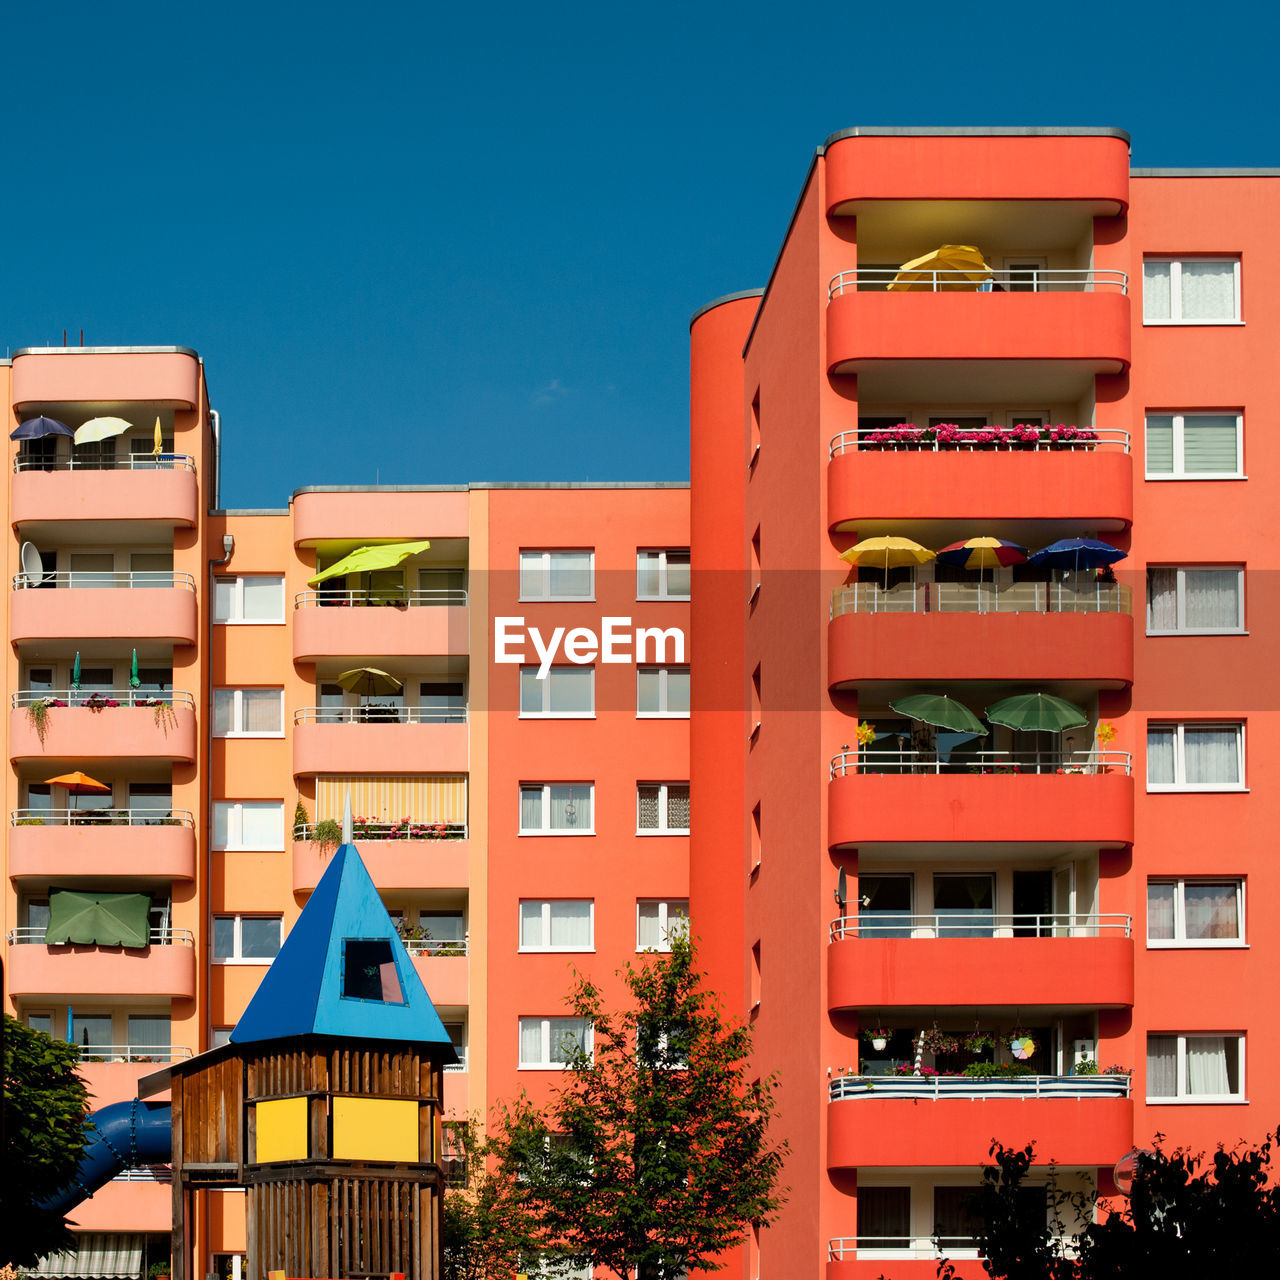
[1147,879,1243,945]
[127,1015,171,1055]
[518,1016,593,1068]
[1147,722,1244,790]
[637,900,690,952]
[213,801,286,849]
[637,548,691,600]
[637,665,691,716]
[1146,1033,1243,1100]
[519,900,594,951]
[519,549,594,600]
[932,874,995,938]
[1143,257,1240,322]
[519,783,593,833]
[933,1185,982,1247]
[1146,567,1243,633]
[519,666,594,716]
[636,782,690,833]
[214,575,285,623]
[859,875,913,938]
[213,688,284,736]
[1145,412,1242,478]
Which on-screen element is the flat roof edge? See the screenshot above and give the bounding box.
[11,345,200,357]
[291,481,689,498]
[213,508,290,516]
[1131,167,1280,176]
[690,289,766,328]
[822,125,1131,148]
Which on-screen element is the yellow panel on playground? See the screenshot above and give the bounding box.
[332,1097,420,1161]
[255,1096,309,1163]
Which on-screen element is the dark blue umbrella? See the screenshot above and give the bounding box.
[10,416,73,441]
[1028,537,1127,570]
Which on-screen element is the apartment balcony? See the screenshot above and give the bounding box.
[8,809,197,881]
[10,572,199,647]
[827,1239,1000,1279]
[827,429,1133,532]
[10,347,201,409]
[829,751,1134,849]
[292,489,470,545]
[10,690,197,763]
[828,585,1133,688]
[443,1067,470,1117]
[292,827,469,893]
[62,1169,173,1231]
[827,915,1134,1011]
[407,941,470,1007]
[77,1049,191,1107]
[11,455,199,532]
[4,928,197,999]
[292,589,469,662]
[827,1074,1133,1169]
[292,707,468,776]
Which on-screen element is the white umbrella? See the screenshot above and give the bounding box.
[74,417,132,445]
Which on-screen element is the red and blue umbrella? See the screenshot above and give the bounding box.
[936,537,1028,571]
[1028,538,1127,571]
[10,416,73,441]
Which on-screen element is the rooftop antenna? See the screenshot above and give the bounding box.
[342,790,353,844]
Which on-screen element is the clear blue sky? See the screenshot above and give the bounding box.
[2,1,1274,509]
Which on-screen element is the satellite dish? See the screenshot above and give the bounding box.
[20,541,45,586]
[1112,1148,1156,1196]
[836,867,848,913]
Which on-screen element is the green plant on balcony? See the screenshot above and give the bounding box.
[15,816,46,826]
[24,697,56,748]
[150,702,178,734]
[313,818,342,853]
[293,800,309,841]
[960,1061,1035,1079]
[1073,1059,1099,1075]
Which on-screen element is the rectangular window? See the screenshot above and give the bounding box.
[1143,257,1241,323]
[213,801,286,850]
[213,688,285,736]
[637,900,690,952]
[212,915,283,962]
[519,901,594,951]
[1148,879,1244,946]
[213,575,285,623]
[636,782,690,834]
[856,1186,912,1250]
[519,784,593,834]
[637,665,690,717]
[519,666,595,717]
[1145,413,1242,478]
[518,550,594,601]
[211,1027,233,1048]
[1147,723,1244,791]
[443,1020,468,1068]
[1146,567,1244,633]
[518,1016,593,1069]
[637,548,691,600]
[127,1015,171,1055]
[1146,1033,1244,1101]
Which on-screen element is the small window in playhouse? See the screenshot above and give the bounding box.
[342,938,406,1004]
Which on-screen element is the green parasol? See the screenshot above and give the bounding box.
[130,649,140,689]
[46,888,151,948]
[72,651,81,691]
[985,692,1089,733]
[890,693,988,736]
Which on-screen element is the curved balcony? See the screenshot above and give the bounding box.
[292,828,469,893]
[4,927,197,999]
[829,751,1134,849]
[11,455,198,530]
[11,573,199,647]
[292,489,469,545]
[10,348,201,409]
[292,590,469,662]
[827,915,1134,1010]
[408,942,470,1007]
[9,809,197,881]
[292,707,468,776]
[828,429,1132,531]
[828,585,1133,687]
[10,691,197,763]
[827,1074,1133,1168]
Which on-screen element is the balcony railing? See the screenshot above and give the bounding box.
[829,425,1130,457]
[829,912,1131,941]
[444,1054,469,1074]
[11,808,195,827]
[295,821,467,841]
[12,570,198,591]
[829,1074,1131,1101]
[402,938,469,956]
[12,688,196,710]
[831,749,1132,777]
[111,1166,173,1183]
[294,705,468,725]
[828,267,1129,298]
[829,1236,1077,1261]
[6,927,196,946]
[831,581,1132,617]
[14,454,196,473]
[63,1045,193,1065]
[293,588,469,609]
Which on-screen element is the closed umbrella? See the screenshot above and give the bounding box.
[71,652,81,692]
[73,417,132,445]
[889,245,992,292]
[890,693,987,736]
[1027,538,1127,571]
[985,693,1089,733]
[153,416,164,456]
[335,667,403,697]
[130,649,140,690]
[10,416,73,441]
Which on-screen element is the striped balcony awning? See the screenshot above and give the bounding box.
[24,1234,144,1279]
[315,774,467,825]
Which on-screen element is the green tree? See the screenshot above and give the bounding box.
[485,935,787,1280]
[1,1014,90,1265]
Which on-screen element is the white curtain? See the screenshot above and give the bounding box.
[1180,261,1235,320]
[1184,570,1240,629]
[1143,261,1172,320]
[1187,1037,1231,1095]
[1146,1035,1177,1097]
[1146,569,1178,631]
[519,903,544,948]
[548,1017,590,1064]
[547,785,589,829]
[213,690,235,735]
[1184,727,1240,784]
[244,689,282,733]
[520,788,543,831]
[519,1018,544,1065]
[637,904,662,950]
[1147,882,1175,940]
[548,551,592,598]
[240,803,284,849]
[549,667,593,714]
[1147,727,1176,785]
[666,669,691,714]
[549,902,592,948]
[242,576,283,621]
[1185,882,1239,939]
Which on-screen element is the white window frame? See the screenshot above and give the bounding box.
[213,800,287,850]
[518,665,596,718]
[1146,722,1246,793]
[636,782,691,835]
[1147,878,1246,949]
[518,549,595,602]
[1146,1033,1246,1104]
[636,547,691,601]
[636,899,690,953]
[517,1016,594,1069]
[637,665,690,719]
[1143,257,1242,325]
[212,914,283,964]
[213,688,286,737]
[518,900,596,953]
[1144,412,1243,480]
[1146,566,1245,635]
[213,574,285,624]
[518,783,595,836]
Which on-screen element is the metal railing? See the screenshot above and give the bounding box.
[828,267,1129,297]
[829,1073,1131,1101]
[444,1055,469,1074]
[294,705,468,725]
[831,748,1132,777]
[6,926,196,946]
[11,807,195,827]
[293,588,469,609]
[401,938,469,957]
[829,912,1131,941]
[12,570,198,591]
[12,688,196,710]
[295,820,467,841]
[60,1045,193,1064]
[112,1166,174,1183]
[829,425,1130,456]
[14,454,196,473]
[828,1237,989,1260]
[831,580,1132,617]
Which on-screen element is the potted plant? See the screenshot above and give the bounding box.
[313,818,342,853]
[861,1025,892,1052]
[149,1260,171,1280]
[24,696,56,748]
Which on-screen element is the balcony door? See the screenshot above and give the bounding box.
[1052,864,1076,937]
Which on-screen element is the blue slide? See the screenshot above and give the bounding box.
[43,1099,173,1217]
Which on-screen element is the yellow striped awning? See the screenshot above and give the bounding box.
[25,1235,143,1279]
[316,775,467,825]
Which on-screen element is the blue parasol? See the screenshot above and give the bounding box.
[1028,538,1127,571]
[10,416,74,441]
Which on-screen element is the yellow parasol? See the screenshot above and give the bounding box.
[839,536,935,588]
[153,416,164,456]
[888,245,992,292]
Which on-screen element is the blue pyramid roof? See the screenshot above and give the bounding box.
[230,843,457,1058]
